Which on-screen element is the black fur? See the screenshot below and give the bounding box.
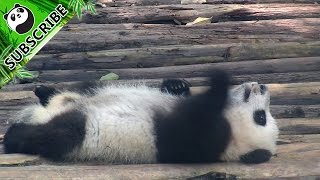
[155,70,231,163]
[34,81,101,106]
[34,85,57,106]
[260,84,267,95]
[161,79,191,96]
[240,149,272,164]
[4,109,86,160]
[253,110,266,126]
[244,86,251,102]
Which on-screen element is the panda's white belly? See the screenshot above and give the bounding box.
[67,86,179,163]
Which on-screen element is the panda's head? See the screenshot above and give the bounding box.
[221,82,279,162]
[3,4,34,34]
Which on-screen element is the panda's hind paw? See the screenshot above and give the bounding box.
[208,70,231,93]
[161,79,191,96]
[240,149,272,164]
[34,85,57,106]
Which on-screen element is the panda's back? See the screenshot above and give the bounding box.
[68,85,180,163]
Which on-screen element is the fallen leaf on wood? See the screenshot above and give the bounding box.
[186,17,212,26]
[100,73,119,81]
[181,0,206,5]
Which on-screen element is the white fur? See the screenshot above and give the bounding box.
[53,85,178,163]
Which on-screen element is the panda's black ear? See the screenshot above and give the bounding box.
[4,14,8,20]
[14,4,21,8]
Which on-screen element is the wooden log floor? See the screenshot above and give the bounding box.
[0,0,319,179]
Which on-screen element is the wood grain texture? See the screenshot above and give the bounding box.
[70,4,320,24]
[0,142,318,179]
[97,0,320,6]
[25,57,320,83]
[3,71,320,91]
[39,18,320,54]
[182,0,320,4]
[32,41,320,69]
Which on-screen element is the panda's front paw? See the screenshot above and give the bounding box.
[240,149,272,164]
[161,79,191,96]
[34,85,57,106]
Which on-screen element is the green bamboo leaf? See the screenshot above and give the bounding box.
[15,68,37,79]
[0,45,13,61]
[77,8,82,18]
[0,66,10,79]
[85,1,96,14]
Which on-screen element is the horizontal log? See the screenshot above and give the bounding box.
[182,0,320,4]
[70,4,320,24]
[32,41,320,70]
[62,18,320,32]
[278,134,320,144]
[271,105,320,119]
[3,71,320,92]
[191,82,320,105]
[99,0,181,6]
[96,0,320,7]
[42,18,320,54]
[27,57,320,82]
[278,118,320,135]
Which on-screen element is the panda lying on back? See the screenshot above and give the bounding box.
[4,71,278,164]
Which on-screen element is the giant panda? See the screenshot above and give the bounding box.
[3,4,34,35]
[4,71,279,164]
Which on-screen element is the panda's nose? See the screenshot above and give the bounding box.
[17,14,21,18]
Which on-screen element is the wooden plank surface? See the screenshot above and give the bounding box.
[3,71,320,91]
[96,0,320,6]
[182,0,320,4]
[70,4,320,24]
[0,141,318,179]
[39,18,320,54]
[24,57,320,82]
[32,41,320,69]
[0,0,319,178]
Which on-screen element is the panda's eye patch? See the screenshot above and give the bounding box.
[254,110,266,126]
[17,8,24,13]
[10,14,15,21]
[244,87,251,102]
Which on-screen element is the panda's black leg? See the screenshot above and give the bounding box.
[160,79,191,96]
[4,109,86,160]
[34,81,101,106]
[34,85,57,106]
[240,149,272,164]
[155,70,232,163]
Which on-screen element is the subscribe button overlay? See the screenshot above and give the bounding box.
[0,0,95,88]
